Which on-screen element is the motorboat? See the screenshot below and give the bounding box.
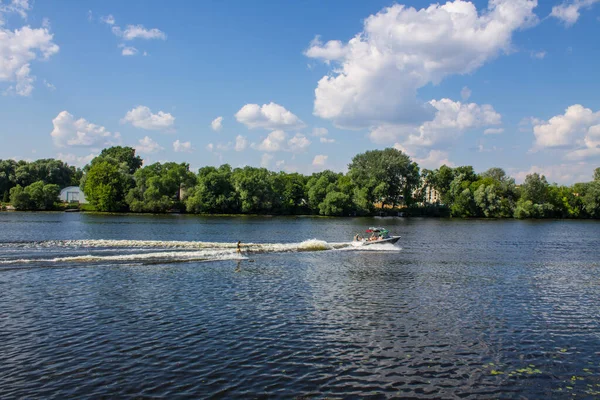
[353,227,400,246]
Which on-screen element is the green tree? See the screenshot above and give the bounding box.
[97,146,143,174]
[127,162,196,212]
[8,181,59,210]
[348,148,420,211]
[186,165,238,213]
[231,167,276,214]
[520,173,549,204]
[582,181,600,218]
[306,170,340,213]
[9,185,33,210]
[82,160,130,211]
[319,191,353,216]
[594,167,600,182]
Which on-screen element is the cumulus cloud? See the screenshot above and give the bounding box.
[119,44,138,56]
[393,144,454,169]
[251,131,311,153]
[57,152,97,167]
[320,137,335,143]
[0,16,59,96]
[370,98,501,148]
[306,0,536,130]
[112,24,166,40]
[260,153,274,168]
[211,116,223,131]
[173,139,192,153]
[288,134,311,153]
[461,87,472,101]
[312,127,329,137]
[235,135,248,151]
[484,128,504,135]
[551,0,600,26]
[531,104,600,149]
[252,130,287,152]
[135,136,163,154]
[528,104,600,161]
[312,155,328,166]
[206,143,214,152]
[51,111,121,148]
[235,102,305,130]
[122,106,175,131]
[512,162,594,184]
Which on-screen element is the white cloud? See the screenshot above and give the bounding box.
[173,139,192,153]
[530,50,546,59]
[252,130,287,152]
[43,79,55,90]
[211,116,223,131]
[312,154,328,166]
[275,160,285,168]
[100,14,115,25]
[260,153,273,168]
[461,86,472,101]
[0,0,30,23]
[288,134,311,153]
[206,143,214,152]
[235,102,305,130]
[393,144,454,169]
[531,104,600,149]
[304,36,348,62]
[551,0,599,26]
[216,142,232,151]
[370,98,501,147]
[57,152,96,167]
[320,137,335,143]
[51,111,121,148]
[135,136,163,154]
[119,44,138,56]
[512,163,594,184]
[306,0,537,129]
[251,131,311,153]
[484,128,504,135]
[312,127,329,137]
[0,22,59,96]
[235,135,247,151]
[112,24,166,40]
[122,105,175,131]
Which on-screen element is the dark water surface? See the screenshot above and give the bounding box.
[1,212,599,398]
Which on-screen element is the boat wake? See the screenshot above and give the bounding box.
[0,238,400,267]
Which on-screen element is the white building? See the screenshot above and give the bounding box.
[59,186,87,204]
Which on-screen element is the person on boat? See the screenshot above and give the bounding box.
[237,241,242,254]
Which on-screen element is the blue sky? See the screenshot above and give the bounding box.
[1,0,599,183]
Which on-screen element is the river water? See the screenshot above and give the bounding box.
[0,212,599,398]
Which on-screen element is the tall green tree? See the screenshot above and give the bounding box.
[97,146,143,174]
[186,165,238,213]
[82,160,131,211]
[348,148,419,211]
[594,167,600,182]
[127,162,196,212]
[231,167,276,214]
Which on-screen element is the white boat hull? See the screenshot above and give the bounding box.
[353,236,401,246]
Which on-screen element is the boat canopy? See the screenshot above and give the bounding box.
[366,227,388,233]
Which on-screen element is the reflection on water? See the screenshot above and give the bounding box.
[0,213,599,398]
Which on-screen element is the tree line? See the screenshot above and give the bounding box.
[1,146,599,218]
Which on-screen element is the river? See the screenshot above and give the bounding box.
[0,212,599,398]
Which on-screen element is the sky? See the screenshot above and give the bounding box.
[1,0,599,184]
